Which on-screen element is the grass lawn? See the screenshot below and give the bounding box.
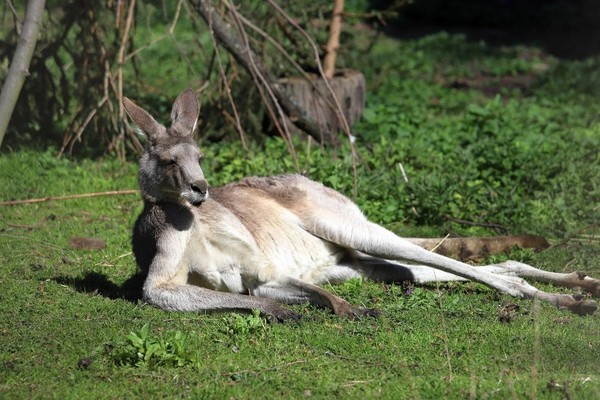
[1,30,600,398]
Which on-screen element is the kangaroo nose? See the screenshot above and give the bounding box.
[191,179,209,196]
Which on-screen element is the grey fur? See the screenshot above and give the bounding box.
[123,89,599,320]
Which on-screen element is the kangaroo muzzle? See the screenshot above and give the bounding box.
[187,178,209,205]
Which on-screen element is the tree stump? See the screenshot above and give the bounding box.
[277,69,365,143]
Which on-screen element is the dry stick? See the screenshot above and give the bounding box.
[266,1,354,140]
[323,0,344,79]
[0,190,140,206]
[90,0,137,160]
[266,0,359,198]
[59,0,138,158]
[64,95,109,155]
[429,233,450,253]
[213,1,296,163]
[206,4,248,149]
[125,0,186,62]
[168,1,201,79]
[168,0,184,33]
[6,0,22,25]
[124,0,184,62]
[224,1,298,168]
[116,0,136,125]
[182,0,221,64]
[116,0,142,157]
[227,4,341,122]
[222,2,308,80]
[190,0,325,144]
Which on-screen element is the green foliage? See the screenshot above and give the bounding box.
[110,323,200,369]
[347,33,600,235]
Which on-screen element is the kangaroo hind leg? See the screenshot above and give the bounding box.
[305,211,597,315]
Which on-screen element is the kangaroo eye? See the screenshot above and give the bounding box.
[161,157,176,166]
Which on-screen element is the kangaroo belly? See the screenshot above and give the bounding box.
[216,187,346,283]
[184,216,344,291]
[184,220,252,294]
[256,220,344,283]
[184,193,345,292]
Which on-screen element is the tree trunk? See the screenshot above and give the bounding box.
[0,0,46,148]
[278,69,365,141]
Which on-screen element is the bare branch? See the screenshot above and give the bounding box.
[224,1,298,167]
[222,2,308,81]
[189,0,326,144]
[266,0,358,197]
[206,3,248,149]
[5,0,22,25]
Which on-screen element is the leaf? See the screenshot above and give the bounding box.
[126,333,143,348]
[139,323,151,340]
[466,104,490,117]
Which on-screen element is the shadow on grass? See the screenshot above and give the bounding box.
[54,272,146,302]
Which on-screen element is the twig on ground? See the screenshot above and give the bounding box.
[429,233,451,252]
[0,190,140,206]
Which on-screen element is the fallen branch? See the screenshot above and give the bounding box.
[0,190,140,206]
[407,235,550,261]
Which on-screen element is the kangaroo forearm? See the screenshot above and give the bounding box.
[145,284,275,313]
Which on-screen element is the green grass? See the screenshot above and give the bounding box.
[2,31,600,398]
[1,151,599,399]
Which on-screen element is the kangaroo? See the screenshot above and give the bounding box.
[123,89,599,320]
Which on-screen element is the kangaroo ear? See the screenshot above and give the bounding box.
[123,96,167,143]
[170,88,199,137]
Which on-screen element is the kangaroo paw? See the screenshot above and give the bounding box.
[576,273,600,298]
[559,296,597,316]
[263,305,302,323]
[335,305,380,319]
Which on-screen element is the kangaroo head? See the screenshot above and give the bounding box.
[123,88,209,206]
